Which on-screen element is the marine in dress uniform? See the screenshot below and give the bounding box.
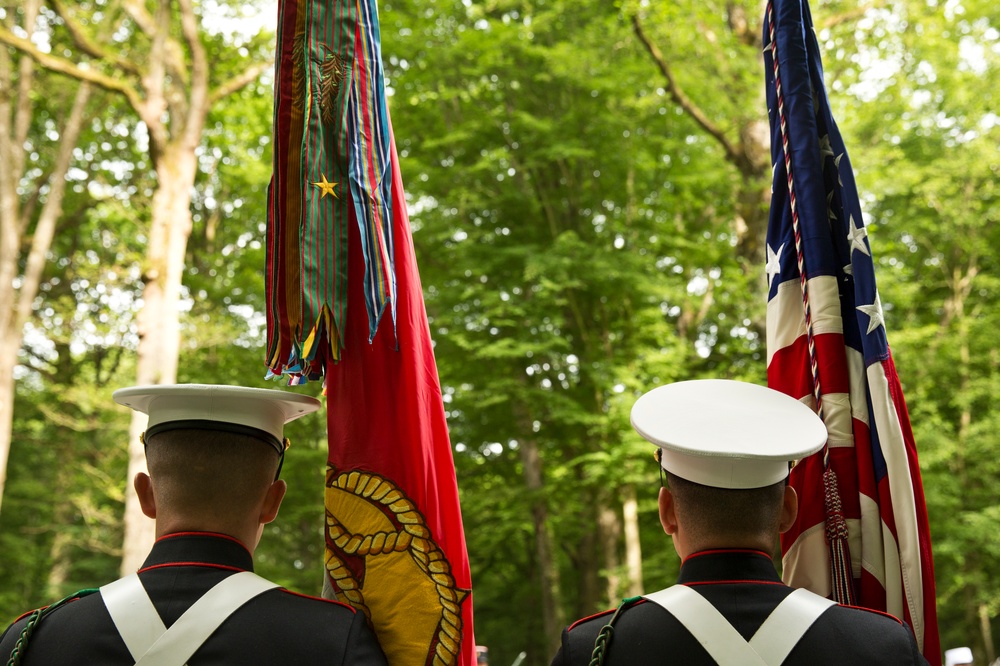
[551,380,929,666]
[0,384,388,665]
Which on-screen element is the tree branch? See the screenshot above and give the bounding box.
[12,0,43,182]
[48,0,143,78]
[0,24,144,112]
[208,61,273,105]
[178,0,208,146]
[631,14,746,172]
[139,0,171,153]
[121,0,159,38]
[38,402,103,432]
[819,3,884,31]
[18,347,59,382]
[18,168,53,236]
[121,0,189,86]
[15,83,92,334]
[726,2,761,49]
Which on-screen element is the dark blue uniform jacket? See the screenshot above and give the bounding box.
[551,548,929,665]
[0,531,387,665]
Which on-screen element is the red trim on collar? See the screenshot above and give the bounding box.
[155,531,251,555]
[682,548,772,564]
[281,590,358,613]
[137,562,247,575]
[686,579,785,587]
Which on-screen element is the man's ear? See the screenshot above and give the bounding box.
[259,479,287,525]
[659,486,678,535]
[778,483,799,533]
[135,473,157,520]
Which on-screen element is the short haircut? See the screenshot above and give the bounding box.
[145,428,280,521]
[666,471,786,543]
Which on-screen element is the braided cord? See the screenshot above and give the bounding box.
[589,596,642,666]
[6,589,98,666]
[766,0,856,606]
[766,0,825,430]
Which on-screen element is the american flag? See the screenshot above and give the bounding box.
[762,0,940,661]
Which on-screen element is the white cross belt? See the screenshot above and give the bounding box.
[100,571,279,666]
[643,584,835,665]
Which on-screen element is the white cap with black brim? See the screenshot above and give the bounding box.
[630,379,828,489]
[113,384,322,476]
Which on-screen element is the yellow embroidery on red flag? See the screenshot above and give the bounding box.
[324,468,467,665]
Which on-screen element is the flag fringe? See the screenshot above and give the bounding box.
[266,305,340,383]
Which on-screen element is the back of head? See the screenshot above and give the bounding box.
[114,383,323,535]
[666,471,787,546]
[145,428,280,526]
[631,380,827,552]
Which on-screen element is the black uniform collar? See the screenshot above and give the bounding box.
[139,531,255,573]
[677,549,782,585]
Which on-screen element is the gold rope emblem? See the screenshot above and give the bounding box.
[324,467,468,665]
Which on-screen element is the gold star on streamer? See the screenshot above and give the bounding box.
[313,175,339,199]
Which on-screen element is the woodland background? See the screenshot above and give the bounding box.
[0,1,998,664]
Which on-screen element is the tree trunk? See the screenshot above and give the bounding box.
[979,603,995,664]
[519,435,565,656]
[0,337,17,514]
[598,500,623,607]
[0,66,90,514]
[120,147,198,573]
[577,515,601,616]
[45,516,74,600]
[0,0,34,517]
[621,485,644,596]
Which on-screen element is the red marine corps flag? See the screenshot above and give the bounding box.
[265,1,475,664]
[762,0,940,663]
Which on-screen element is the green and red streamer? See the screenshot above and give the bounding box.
[266,0,396,381]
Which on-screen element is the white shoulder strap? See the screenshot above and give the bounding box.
[643,585,834,665]
[100,574,167,661]
[645,585,768,665]
[133,572,279,666]
[749,588,835,663]
[101,571,280,666]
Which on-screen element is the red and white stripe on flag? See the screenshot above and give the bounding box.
[768,278,934,644]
